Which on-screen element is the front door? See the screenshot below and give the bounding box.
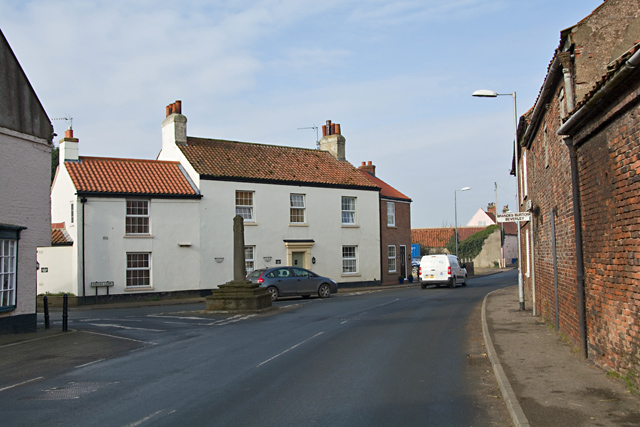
[292,252,304,268]
[400,245,407,278]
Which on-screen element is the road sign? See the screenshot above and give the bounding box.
[496,212,531,222]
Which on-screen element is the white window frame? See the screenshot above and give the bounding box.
[387,202,396,227]
[0,238,17,310]
[341,196,356,225]
[126,200,150,235]
[289,194,306,224]
[342,246,358,274]
[126,252,151,287]
[235,191,255,223]
[245,246,255,274]
[388,245,397,273]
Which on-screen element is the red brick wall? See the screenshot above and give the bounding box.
[521,81,581,345]
[380,199,412,285]
[574,82,640,385]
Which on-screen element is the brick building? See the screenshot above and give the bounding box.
[517,0,640,387]
[358,161,412,285]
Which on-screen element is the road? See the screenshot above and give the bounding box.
[1,271,516,426]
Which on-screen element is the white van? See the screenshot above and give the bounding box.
[419,254,467,288]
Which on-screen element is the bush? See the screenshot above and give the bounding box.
[446,225,502,260]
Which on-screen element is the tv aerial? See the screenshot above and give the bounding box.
[297,125,319,149]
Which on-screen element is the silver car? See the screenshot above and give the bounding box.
[246,267,338,301]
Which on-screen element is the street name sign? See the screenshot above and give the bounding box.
[496,212,531,223]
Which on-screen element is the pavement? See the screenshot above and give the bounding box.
[2,270,639,426]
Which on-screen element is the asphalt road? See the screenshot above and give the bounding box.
[2,271,515,426]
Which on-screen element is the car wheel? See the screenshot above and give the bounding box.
[462,275,468,286]
[267,286,279,301]
[449,277,455,288]
[420,283,427,289]
[318,283,331,299]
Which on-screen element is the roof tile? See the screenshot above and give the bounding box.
[65,157,199,196]
[179,137,378,189]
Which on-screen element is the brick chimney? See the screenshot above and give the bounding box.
[161,100,187,151]
[487,202,496,216]
[358,161,376,177]
[59,128,79,166]
[318,119,346,160]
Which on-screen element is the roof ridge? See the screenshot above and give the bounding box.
[187,136,325,153]
[76,156,180,164]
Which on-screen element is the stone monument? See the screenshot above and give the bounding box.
[205,215,272,311]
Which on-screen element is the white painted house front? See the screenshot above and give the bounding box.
[157,103,382,289]
[38,102,383,299]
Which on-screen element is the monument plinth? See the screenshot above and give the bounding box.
[205,216,272,312]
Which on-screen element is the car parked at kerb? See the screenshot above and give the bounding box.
[246,267,338,301]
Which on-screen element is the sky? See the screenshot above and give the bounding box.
[1,0,605,228]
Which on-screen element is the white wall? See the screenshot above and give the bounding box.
[467,208,495,227]
[37,246,73,294]
[199,180,381,286]
[79,198,201,296]
[0,128,51,318]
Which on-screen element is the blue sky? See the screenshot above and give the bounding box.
[1,0,605,227]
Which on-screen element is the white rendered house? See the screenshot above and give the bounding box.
[39,102,383,298]
[157,103,382,289]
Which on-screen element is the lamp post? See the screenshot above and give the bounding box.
[454,187,471,257]
[472,89,524,310]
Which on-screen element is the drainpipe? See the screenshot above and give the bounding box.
[563,137,587,358]
[81,197,87,305]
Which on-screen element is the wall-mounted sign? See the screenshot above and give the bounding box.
[40,267,48,273]
[497,212,532,223]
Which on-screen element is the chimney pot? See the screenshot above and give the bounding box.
[64,129,73,139]
[175,100,182,114]
[322,125,327,137]
[367,161,372,166]
[361,161,366,166]
[335,123,341,135]
[330,123,336,135]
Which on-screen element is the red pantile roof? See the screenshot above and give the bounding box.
[51,224,73,246]
[358,170,411,201]
[178,137,379,189]
[65,157,200,197]
[412,226,489,248]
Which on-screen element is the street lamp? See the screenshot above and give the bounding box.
[454,187,471,257]
[472,89,524,311]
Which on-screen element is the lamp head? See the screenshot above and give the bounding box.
[461,187,471,191]
[472,89,498,97]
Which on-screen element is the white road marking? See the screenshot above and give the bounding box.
[86,323,165,332]
[75,359,106,369]
[0,376,44,392]
[124,410,165,427]
[257,332,324,367]
[82,330,156,344]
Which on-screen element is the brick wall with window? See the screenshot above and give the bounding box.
[380,199,411,285]
[520,81,581,345]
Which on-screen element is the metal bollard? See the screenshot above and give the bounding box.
[43,295,50,329]
[62,294,68,332]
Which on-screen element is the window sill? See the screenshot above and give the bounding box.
[341,273,361,278]
[289,223,308,227]
[244,222,258,226]
[341,224,359,228]
[124,234,154,239]
[125,286,154,291]
[0,305,16,313]
[387,225,397,229]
